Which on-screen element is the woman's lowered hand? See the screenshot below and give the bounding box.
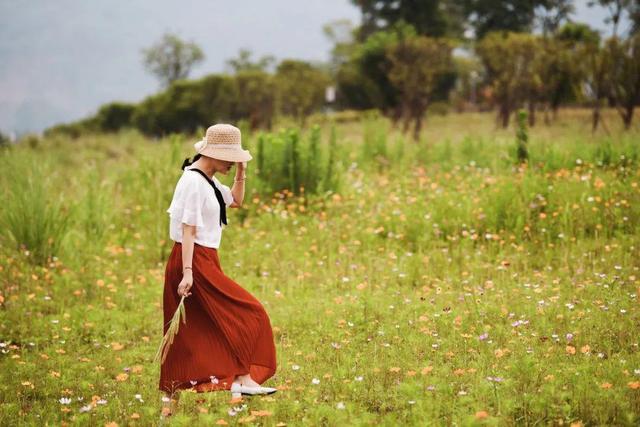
[177,271,193,297]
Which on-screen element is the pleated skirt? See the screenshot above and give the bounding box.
[158,241,277,394]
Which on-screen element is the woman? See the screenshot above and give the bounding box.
[159,124,277,417]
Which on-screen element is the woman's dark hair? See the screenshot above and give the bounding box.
[181,153,202,170]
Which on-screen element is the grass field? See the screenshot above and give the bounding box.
[1,109,639,426]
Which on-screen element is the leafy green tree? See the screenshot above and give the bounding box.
[630,0,640,34]
[535,38,577,121]
[476,32,540,127]
[351,0,465,39]
[95,102,136,132]
[609,34,640,128]
[352,23,417,121]
[323,19,359,76]
[538,23,601,120]
[463,0,548,39]
[132,75,236,136]
[274,60,330,125]
[142,33,204,88]
[225,49,275,73]
[536,0,575,35]
[588,0,632,36]
[582,41,613,132]
[232,70,276,130]
[385,35,454,140]
[449,56,484,111]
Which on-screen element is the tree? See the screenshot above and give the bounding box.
[582,40,613,132]
[95,102,136,132]
[535,0,575,35]
[540,23,601,120]
[225,49,275,73]
[323,19,359,76]
[385,36,454,140]
[232,71,277,130]
[588,0,632,36]
[142,33,204,88]
[352,23,417,121]
[274,60,331,125]
[351,0,465,39]
[463,0,549,39]
[609,34,640,128]
[630,0,640,34]
[476,32,540,127]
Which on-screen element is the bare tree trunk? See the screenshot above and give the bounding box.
[592,99,601,132]
[413,112,423,142]
[623,104,634,130]
[528,101,536,127]
[543,105,551,126]
[499,102,511,128]
[401,103,412,135]
[389,105,403,130]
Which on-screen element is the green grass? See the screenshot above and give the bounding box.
[0,109,639,426]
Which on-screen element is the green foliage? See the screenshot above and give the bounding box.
[323,123,341,192]
[476,32,540,127]
[351,23,417,114]
[608,34,640,129]
[0,131,10,147]
[462,0,548,38]
[252,126,340,196]
[0,154,72,265]
[0,113,639,425]
[142,32,204,87]
[352,0,465,39]
[95,102,136,132]
[225,48,275,73]
[275,60,331,125]
[385,35,454,140]
[361,115,389,170]
[233,70,276,130]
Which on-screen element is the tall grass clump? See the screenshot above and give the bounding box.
[323,123,342,193]
[515,109,529,164]
[0,158,72,264]
[252,126,341,196]
[361,116,389,171]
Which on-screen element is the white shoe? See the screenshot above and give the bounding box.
[230,382,277,398]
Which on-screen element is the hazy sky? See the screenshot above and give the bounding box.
[0,0,626,133]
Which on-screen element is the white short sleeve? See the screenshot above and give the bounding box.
[213,176,235,207]
[167,174,205,227]
[220,183,234,207]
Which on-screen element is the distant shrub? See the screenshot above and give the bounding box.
[95,102,136,132]
[0,131,10,147]
[131,73,276,136]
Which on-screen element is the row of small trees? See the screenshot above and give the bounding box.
[477,26,640,131]
[328,22,640,139]
[46,55,329,138]
[46,0,639,139]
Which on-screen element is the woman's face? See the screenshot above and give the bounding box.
[211,157,234,175]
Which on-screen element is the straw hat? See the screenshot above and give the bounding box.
[193,124,253,162]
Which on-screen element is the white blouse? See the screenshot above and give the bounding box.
[166,165,235,248]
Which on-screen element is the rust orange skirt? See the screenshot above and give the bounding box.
[158,241,277,394]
